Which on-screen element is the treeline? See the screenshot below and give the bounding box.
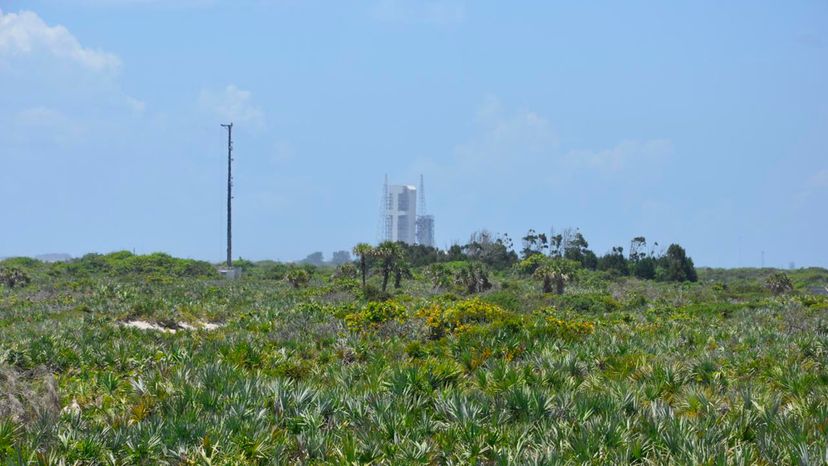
[374,228,697,283]
[0,228,697,290]
[0,251,217,284]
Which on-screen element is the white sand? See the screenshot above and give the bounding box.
[122,320,221,333]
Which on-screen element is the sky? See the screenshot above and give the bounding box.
[1,0,826,267]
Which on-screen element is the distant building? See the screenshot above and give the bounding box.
[381,175,435,246]
[35,253,72,263]
[384,184,418,244]
[416,215,435,247]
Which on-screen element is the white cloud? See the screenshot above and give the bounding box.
[0,9,121,73]
[0,9,144,149]
[565,139,673,173]
[125,96,146,113]
[372,0,465,24]
[16,106,66,123]
[72,0,219,7]
[198,85,265,129]
[439,97,672,186]
[411,96,674,212]
[454,95,558,171]
[455,97,673,181]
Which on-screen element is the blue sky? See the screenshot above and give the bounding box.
[1,0,826,267]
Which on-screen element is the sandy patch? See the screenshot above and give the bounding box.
[122,320,222,333]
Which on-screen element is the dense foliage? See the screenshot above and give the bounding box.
[1,252,827,464]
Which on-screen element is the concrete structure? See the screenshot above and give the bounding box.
[384,184,417,244]
[218,267,242,280]
[416,215,435,247]
[415,174,435,247]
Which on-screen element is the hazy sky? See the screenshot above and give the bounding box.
[1,1,826,267]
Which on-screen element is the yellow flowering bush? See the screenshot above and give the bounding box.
[544,316,595,338]
[344,301,406,331]
[417,298,515,338]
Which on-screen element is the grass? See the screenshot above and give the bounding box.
[1,259,827,464]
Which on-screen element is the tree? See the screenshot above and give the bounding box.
[397,243,446,267]
[372,241,406,292]
[598,247,629,276]
[454,262,492,294]
[581,250,599,270]
[331,250,352,266]
[464,230,518,270]
[0,268,31,288]
[562,230,588,262]
[332,262,358,280]
[656,244,697,282]
[299,252,325,267]
[562,229,597,270]
[533,258,579,294]
[446,244,467,262]
[517,254,547,275]
[521,229,548,259]
[352,243,373,289]
[285,268,310,289]
[628,237,656,279]
[424,263,452,290]
[549,233,564,258]
[559,228,576,257]
[765,272,793,295]
[392,259,413,289]
[630,257,656,280]
[629,237,647,262]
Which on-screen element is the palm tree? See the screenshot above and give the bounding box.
[454,262,492,294]
[285,268,310,289]
[393,260,413,289]
[0,267,30,288]
[765,272,793,295]
[373,241,405,292]
[352,243,373,289]
[533,258,579,294]
[425,263,451,290]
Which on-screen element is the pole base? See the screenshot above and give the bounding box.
[218,267,241,280]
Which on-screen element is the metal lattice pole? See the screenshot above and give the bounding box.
[221,123,233,268]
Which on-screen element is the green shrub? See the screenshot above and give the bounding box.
[656,244,698,282]
[0,268,31,288]
[63,251,217,279]
[344,301,406,330]
[285,268,310,289]
[795,294,828,311]
[332,263,358,280]
[405,341,428,359]
[517,254,547,275]
[555,293,620,313]
[678,302,746,318]
[453,262,492,294]
[765,272,793,295]
[543,316,596,339]
[621,292,648,310]
[361,284,391,301]
[482,291,522,312]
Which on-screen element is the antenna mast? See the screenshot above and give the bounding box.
[221,122,233,268]
[383,174,389,242]
[419,174,427,215]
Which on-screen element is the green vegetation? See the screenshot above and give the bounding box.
[1,242,827,464]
